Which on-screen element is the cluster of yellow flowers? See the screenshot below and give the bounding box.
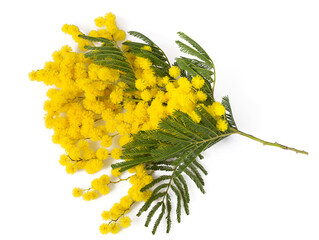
[72,174,110,200]
[71,164,151,234]
[29,12,227,235]
[98,164,152,234]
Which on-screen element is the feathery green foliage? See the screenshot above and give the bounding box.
[123,31,171,76]
[112,105,237,234]
[78,34,137,89]
[222,96,238,129]
[175,32,215,104]
[79,32,170,89]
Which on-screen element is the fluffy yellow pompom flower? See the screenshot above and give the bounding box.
[105,120,117,133]
[111,168,122,177]
[104,13,118,35]
[189,111,201,123]
[95,29,112,39]
[65,162,77,174]
[85,159,103,174]
[169,66,181,78]
[177,77,192,93]
[196,91,207,102]
[28,70,37,81]
[135,57,152,70]
[96,148,109,160]
[100,174,110,185]
[119,216,131,228]
[110,88,124,104]
[109,222,121,234]
[212,102,225,116]
[61,24,89,50]
[97,68,110,81]
[120,196,133,209]
[191,75,205,89]
[111,148,122,159]
[110,203,123,219]
[99,223,110,235]
[82,190,99,201]
[59,154,68,166]
[91,178,102,190]
[94,16,105,27]
[141,89,152,101]
[119,135,132,147]
[99,185,110,195]
[162,76,170,85]
[101,211,112,221]
[142,45,152,51]
[101,135,113,148]
[114,30,126,41]
[77,139,89,149]
[216,119,228,132]
[72,187,83,197]
[135,79,147,90]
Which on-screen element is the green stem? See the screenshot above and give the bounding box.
[232,128,308,155]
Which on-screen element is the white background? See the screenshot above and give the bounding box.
[1,0,318,239]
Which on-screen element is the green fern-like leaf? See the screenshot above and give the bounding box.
[137,192,166,217]
[193,160,208,175]
[122,42,166,61]
[111,106,237,233]
[78,34,136,89]
[123,31,171,75]
[145,201,163,227]
[175,40,212,68]
[222,96,238,129]
[171,185,182,222]
[177,32,211,61]
[165,195,172,233]
[152,204,165,234]
[128,31,157,46]
[174,32,216,104]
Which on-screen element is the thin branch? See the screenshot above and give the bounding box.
[232,128,308,155]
